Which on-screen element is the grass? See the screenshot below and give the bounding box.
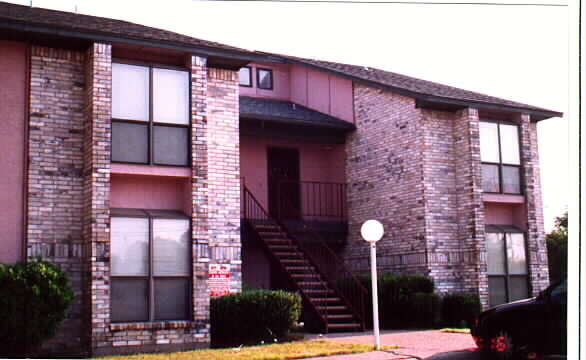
[439,328,471,334]
[100,339,394,360]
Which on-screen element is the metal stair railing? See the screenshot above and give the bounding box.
[242,185,367,331]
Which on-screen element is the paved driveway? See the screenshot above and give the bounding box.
[304,329,479,359]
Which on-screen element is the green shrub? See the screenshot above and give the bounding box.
[441,292,481,328]
[352,273,436,329]
[0,260,74,357]
[411,292,441,328]
[211,290,302,348]
[378,273,435,328]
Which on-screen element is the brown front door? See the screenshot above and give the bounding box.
[267,147,300,219]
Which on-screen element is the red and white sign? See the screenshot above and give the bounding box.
[209,264,231,297]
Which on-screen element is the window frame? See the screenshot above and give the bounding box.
[239,66,253,87]
[110,208,192,323]
[256,67,274,90]
[485,226,530,307]
[480,119,523,195]
[111,60,192,167]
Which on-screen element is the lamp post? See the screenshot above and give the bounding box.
[360,219,384,350]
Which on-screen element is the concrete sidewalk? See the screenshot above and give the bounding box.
[300,329,477,359]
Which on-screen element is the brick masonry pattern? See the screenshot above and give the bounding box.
[24,43,548,354]
[204,67,241,296]
[345,84,548,308]
[26,46,242,356]
[345,85,427,274]
[518,114,549,295]
[27,46,86,354]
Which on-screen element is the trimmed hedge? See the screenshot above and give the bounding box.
[355,273,437,329]
[211,290,302,348]
[441,292,482,328]
[0,260,74,357]
[350,273,482,329]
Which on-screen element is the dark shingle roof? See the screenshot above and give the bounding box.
[0,1,256,58]
[0,1,562,120]
[240,96,355,131]
[266,53,562,120]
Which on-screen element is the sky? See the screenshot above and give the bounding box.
[6,0,572,231]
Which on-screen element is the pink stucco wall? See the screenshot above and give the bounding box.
[110,174,192,215]
[240,135,346,211]
[239,62,291,100]
[484,202,527,231]
[242,62,354,123]
[111,163,191,178]
[290,65,354,123]
[0,41,27,264]
[241,135,347,195]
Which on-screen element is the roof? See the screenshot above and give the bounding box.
[0,1,562,120]
[264,53,562,121]
[240,96,355,131]
[0,1,262,67]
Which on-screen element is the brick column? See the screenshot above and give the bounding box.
[517,113,549,295]
[190,60,241,344]
[191,56,210,334]
[83,42,112,353]
[205,68,241,292]
[453,108,488,306]
[27,46,86,354]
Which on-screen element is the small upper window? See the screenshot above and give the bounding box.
[257,68,273,90]
[239,67,252,87]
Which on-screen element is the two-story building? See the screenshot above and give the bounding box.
[0,1,561,356]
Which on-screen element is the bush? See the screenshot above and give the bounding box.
[211,290,302,348]
[411,292,442,328]
[353,273,436,329]
[378,273,435,328]
[0,260,74,357]
[441,292,481,328]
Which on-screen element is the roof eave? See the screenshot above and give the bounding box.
[240,113,356,131]
[275,56,563,122]
[0,19,270,69]
[417,96,563,122]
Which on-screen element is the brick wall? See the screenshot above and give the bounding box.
[205,67,241,293]
[421,108,485,295]
[190,55,211,341]
[518,114,549,295]
[451,108,487,303]
[345,85,427,274]
[26,45,242,356]
[83,42,113,354]
[188,62,242,349]
[27,46,87,354]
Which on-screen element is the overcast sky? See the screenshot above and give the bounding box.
[8,0,571,230]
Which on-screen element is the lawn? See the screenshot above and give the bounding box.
[99,339,392,360]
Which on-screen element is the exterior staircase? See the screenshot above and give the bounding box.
[242,185,366,333]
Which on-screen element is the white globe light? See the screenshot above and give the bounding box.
[360,220,384,243]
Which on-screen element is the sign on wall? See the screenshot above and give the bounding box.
[209,264,231,297]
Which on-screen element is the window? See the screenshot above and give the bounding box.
[112,63,190,166]
[257,68,273,90]
[486,226,528,307]
[239,66,252,87]
[479,121,521,194]
[110,209,191,322]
